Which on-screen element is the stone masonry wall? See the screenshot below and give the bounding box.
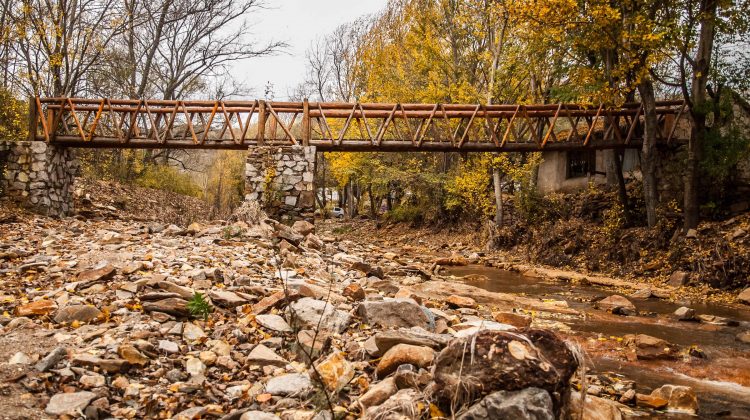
[0,140,78,216]
[245,146,315,222]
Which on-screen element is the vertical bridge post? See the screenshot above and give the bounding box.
[27,96,37,142]
[302,98,310,146]
[257,100,266,145]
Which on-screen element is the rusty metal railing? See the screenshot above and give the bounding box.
[30,97,687,151]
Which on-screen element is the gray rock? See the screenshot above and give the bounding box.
[256,314,292,332]
[246,344,288,366]
[158,340,180,353]
[156,281,194,299]
[265,373,312,396]
[182,322,207,342]
[288,297,351,333]
[45,391,97,416]
[358,299,433,331]
[276,225,304,245]
[595,295,636,316]
[175,406,207,419]
[365,389,423,419]
[668,271,690,287]
[53,304,102,324]
[36,347,68,372]
[239,411,279,420]
[629,288,652,299]
[458,388,554,420]
[209,290,248,308]
[374,327,451,354]
[674,306,696,321]
[292,220,314,236]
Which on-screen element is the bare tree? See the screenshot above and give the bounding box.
[8,0,128,96]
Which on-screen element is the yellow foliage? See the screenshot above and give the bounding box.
[136,165,201,197]
[0,89,28,140]
[202,151,246,217]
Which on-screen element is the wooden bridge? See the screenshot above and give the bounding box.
[30,97,687,152]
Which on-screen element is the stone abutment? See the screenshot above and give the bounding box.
[0,140,77,217]
[244,145,316,223]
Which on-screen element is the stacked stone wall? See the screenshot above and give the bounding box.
[245,146,315,222]
[0,140,77,216]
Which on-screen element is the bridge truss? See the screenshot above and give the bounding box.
[30,97,687,152]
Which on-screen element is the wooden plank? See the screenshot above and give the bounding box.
[624,103,643,144]
[201,102,219,144]
[66,98,87,142]
[458,104,481,148]
[257,100,266,145]
[583,104,603,146]
[417,104,438,146]
[86,100,105,142]
[266,103,298,145]
[541,103,562,147]
[501,105,520,147]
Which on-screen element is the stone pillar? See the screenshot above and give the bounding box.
[245,145,316,223]
[0,140,78,216]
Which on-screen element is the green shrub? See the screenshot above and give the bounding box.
[387,204,424,224]
[187,292,213,320]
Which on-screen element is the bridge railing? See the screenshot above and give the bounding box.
[30,97,687,151]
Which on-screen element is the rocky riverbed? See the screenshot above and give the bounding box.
[0,202,747,419]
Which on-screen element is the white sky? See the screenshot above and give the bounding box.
[231,0,387,101]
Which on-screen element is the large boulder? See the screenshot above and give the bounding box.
[431,329,578,415]
[358,299,434,331]
[457,387,554,420]
[650,385,698,414]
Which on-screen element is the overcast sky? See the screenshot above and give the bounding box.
[231,0,387,100]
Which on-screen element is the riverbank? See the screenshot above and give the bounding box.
[320,217,746,307]
[320,218,750,419]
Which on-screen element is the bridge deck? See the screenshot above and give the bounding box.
[31,97,688,152]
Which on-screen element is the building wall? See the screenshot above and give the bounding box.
[537,149,641,194]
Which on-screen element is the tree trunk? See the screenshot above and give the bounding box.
[684,0,717,230]
[386,182,393,211]
[347,180,354,219]
[320,153,327,209]
[368,183,376,218]
[493,167,503,227]
[638,79,659,228]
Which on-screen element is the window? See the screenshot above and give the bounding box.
[567,150,596,179]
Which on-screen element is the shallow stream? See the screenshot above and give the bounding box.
[449,265,750,419]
